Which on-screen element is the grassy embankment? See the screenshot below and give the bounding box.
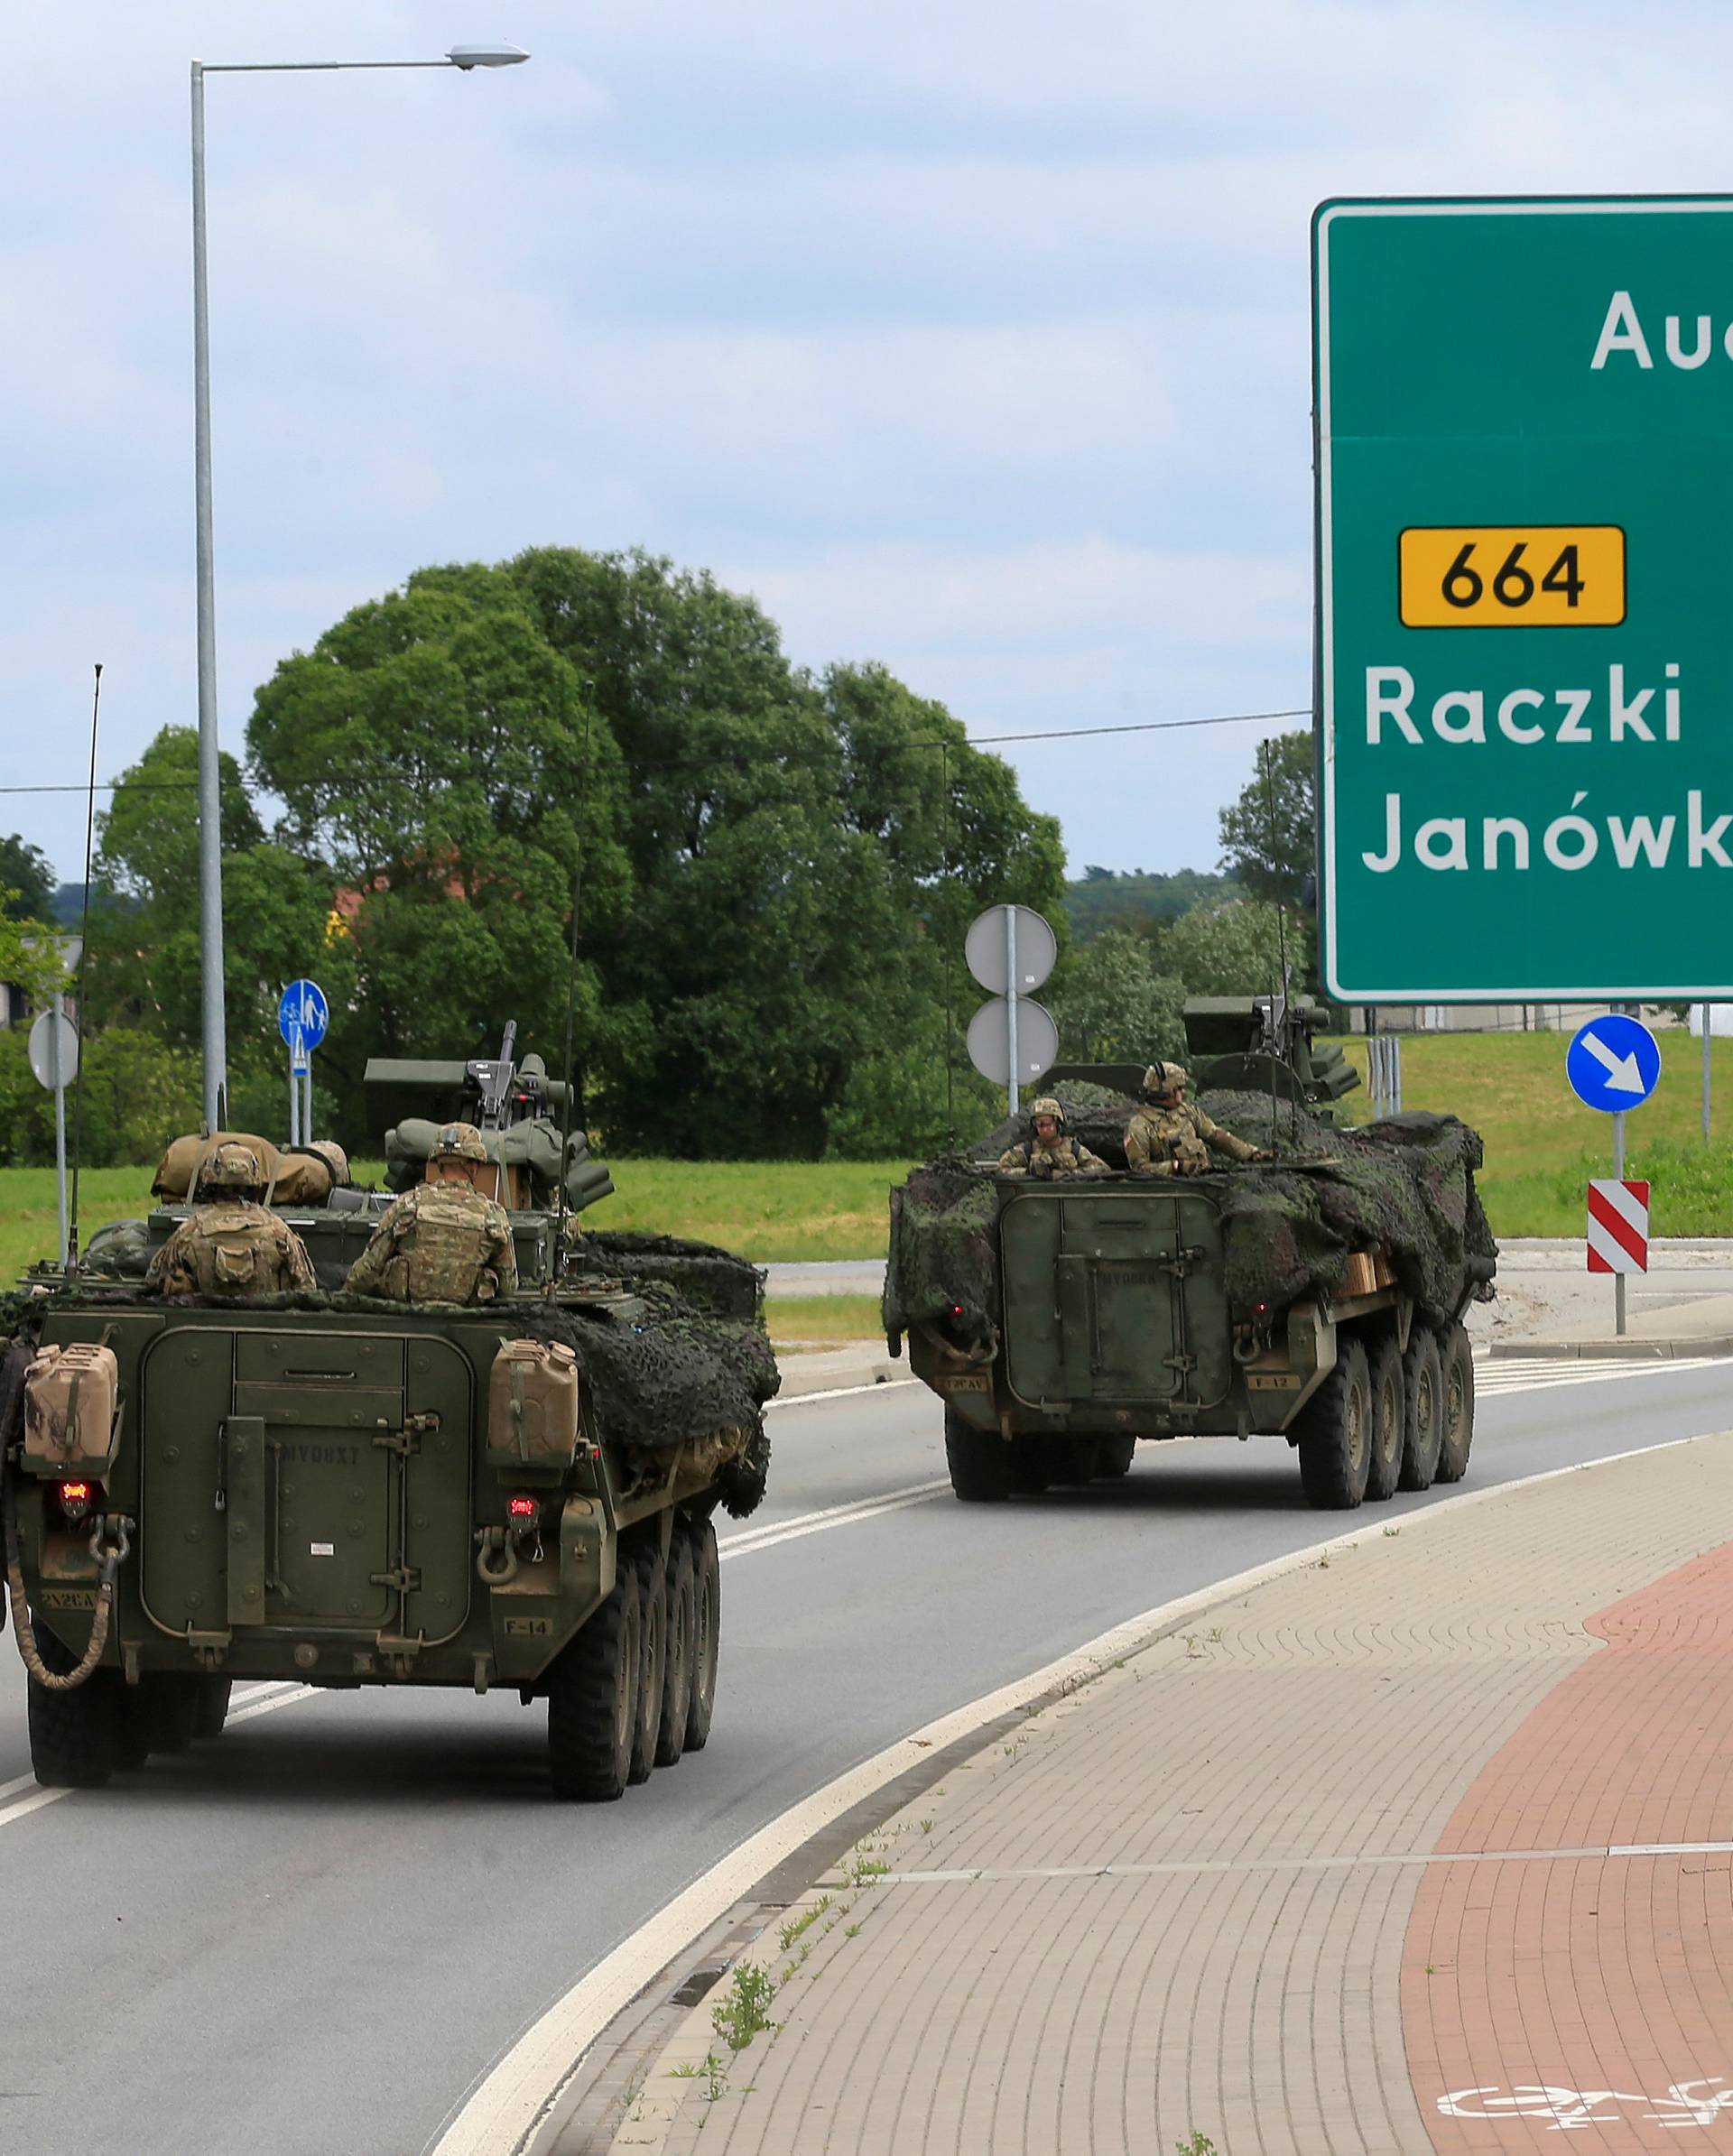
[7,1039,1733,1343]
[1332,1030,1733,1238]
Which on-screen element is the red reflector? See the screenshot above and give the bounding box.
[950,1304,963,1316]
[58,1480,95,1521]
[507,1496,537,1522]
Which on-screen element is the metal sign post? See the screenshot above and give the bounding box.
[965,905,1058,1115]
[28,1002,81,1269]
[1315,196,1733,1006]
[278,977,329,1149]
[1566,1012,1662,1338]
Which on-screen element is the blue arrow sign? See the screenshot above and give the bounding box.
[278,978,329,1053]
[1566,1013,1662,1115]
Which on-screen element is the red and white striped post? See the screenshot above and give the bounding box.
[1587,1179,1650,1337]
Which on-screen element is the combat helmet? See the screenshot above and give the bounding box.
[1028,1095,1066,1130]
[198,1141,265,1198]
[1141,1061,1190,1100]
[431,1121,489,1164]
[308,1139,350,1188]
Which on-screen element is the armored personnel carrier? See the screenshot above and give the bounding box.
[885,1011,1495,1511]
[1,1032,775,1801]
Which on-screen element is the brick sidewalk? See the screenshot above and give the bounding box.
[603,1433,1733,2156]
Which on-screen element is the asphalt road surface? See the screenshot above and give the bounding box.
[1,1357,1729,2156]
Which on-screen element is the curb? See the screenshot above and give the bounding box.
[1490,1335,1733,1362]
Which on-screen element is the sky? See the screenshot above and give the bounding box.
[6,0,1731,889]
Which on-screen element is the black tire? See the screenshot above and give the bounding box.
[1098,1436,1137,1479]
[1435,1321,1474,1484]
[655,1533,694,1769]
[628,1541,665,1787]
[26,1624,116,1789]
[132,1673,201,1756]
[1365,1332,1405,1503]
[1008,1438,1052,1494]
[944,1407,1011,1501]
[685,1515,719,1753]
[547,1570,641,1802]
[1400,1328,1444,1492]
[1052,1438,1101,1485]
[1295,1335,1373,1511]
[192,1676,233,1742]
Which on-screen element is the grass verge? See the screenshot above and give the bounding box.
[764,1294,885,1345]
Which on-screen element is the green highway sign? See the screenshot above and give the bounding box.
[1313,196,1733,1002]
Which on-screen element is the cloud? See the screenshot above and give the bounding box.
[10,0,1733,891]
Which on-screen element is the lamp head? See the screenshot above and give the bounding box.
[447,42,531,69]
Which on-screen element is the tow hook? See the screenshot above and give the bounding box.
[475,1525,518,1587]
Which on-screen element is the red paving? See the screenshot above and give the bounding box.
[1404,1544,1733,2150]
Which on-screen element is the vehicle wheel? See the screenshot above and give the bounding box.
[1052,1437,1101,1485]
[26,1624,116,1789]
[1008,1438,1052,1494]
[1295,1335,1372,1511]
[1098,1436,1137,1478]
[1365,1333,1405,1503]
[128,1673,201,1756]
[1400,1328,1444,1492]
[547,1569,641,1802]
[655,1532,694,1768]
[684,1515,720,1753]
[192,1676,233,1741]
[944,1407,1011,1501]
[628,1541,665,1786]
[1435,1321,1475,1484]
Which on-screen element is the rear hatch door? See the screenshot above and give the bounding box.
[999,1186,1231,1410]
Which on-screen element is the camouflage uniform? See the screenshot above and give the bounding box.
[346,1123,517,1305]
[145,1144,318,1298]
[1125,1062,1264,1177]
[996,1097,1109,1180]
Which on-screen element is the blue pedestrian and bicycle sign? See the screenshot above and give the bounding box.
[1566,1013,1662,1115]
[277,978,329,1055]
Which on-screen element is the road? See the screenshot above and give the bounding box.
[1,1357,1728,2156]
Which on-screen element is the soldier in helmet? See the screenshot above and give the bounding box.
[145,1142,318,1298]
[345,1121,518,1304]
[1125,1063,1273,1177]
[996,1097,1109,1180]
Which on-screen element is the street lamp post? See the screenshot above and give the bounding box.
[189,42,529,1131]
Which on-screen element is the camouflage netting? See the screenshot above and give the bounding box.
[886,1087,1497,1337]
[0,1230,778,1520]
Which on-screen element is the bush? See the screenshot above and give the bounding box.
[0,1025,201,1167]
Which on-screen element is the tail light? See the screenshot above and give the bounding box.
[507,1495,539,1527]
[56,1479,96,1524]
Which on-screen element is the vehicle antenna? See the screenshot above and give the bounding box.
[1260,738,1296,1156]
[67,663,103,1273]
[941,741,955,1151]
[550,699,592,1297]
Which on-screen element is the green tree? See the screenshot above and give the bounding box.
[248,571,633,1133]
[0,1024,200,1167]
[0,837,55,922]
[1163,899,1310,996]
[1050,929,1186,1062]
[1218,732,1315,905]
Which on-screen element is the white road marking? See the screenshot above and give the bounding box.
[424,1426,1731,2156]
[767,1377,920,1411]
[0,1679,316,1834]
[1478,1356,1721,1394]
[719,1481,950,1559]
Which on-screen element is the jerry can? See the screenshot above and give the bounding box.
[23,1342,122,1475]
[487,1338,583,1468]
